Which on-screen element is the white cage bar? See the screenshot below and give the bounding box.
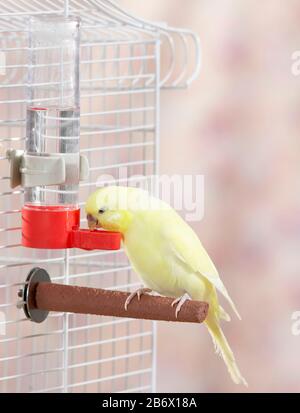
[0,0,200,393]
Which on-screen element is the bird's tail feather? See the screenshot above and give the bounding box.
[202,274,241,320]
[223,290,241,321]
[218,305,231,322]
[205,315,247,386]
[216,280,241,321]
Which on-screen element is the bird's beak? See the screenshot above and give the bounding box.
[87,214,99,230]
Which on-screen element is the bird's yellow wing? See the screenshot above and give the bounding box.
[161,211,241,319]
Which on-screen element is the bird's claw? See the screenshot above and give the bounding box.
[171,293,190,318]
[124,288,152,311]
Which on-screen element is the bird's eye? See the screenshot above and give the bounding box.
[98,208,106,214]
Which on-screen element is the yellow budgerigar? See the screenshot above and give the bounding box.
[85,186,247,386]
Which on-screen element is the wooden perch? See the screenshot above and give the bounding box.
[36,283,209,324]
[20,268,209,324]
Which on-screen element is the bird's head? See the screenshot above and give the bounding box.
[85,186,136,234]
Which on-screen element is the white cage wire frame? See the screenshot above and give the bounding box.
[0,0,200,393]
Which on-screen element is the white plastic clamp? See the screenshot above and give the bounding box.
[6,149,89,189]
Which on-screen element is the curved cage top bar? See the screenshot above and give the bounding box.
[0,0,201,89]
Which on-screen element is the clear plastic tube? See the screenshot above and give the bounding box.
[25,15,80,208]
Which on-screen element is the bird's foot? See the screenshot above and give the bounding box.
[171,293,191,318]
[124,287,152,311]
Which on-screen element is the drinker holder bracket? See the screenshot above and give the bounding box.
[6,148,89,188]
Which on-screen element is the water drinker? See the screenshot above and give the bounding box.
[7,15,121,251]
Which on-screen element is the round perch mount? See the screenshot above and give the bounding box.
[19,267,51,323]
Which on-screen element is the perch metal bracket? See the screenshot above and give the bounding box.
[6,148,89,189]
[18,267,51,323]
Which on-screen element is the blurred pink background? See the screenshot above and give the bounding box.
[119,0,300,393]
